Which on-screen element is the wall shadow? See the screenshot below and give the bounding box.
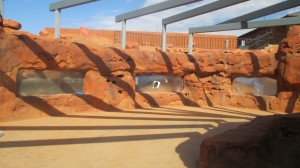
[160,52,174,73]
[285,92,299,113]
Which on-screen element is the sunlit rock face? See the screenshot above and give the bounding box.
[0,25,299,122]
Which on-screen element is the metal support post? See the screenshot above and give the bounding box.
[0,0,3,17]
[162,24,167,52]
[121,20,127,49]
[54,9,61,38]
[225,39,229,50]
[188,33,193,55]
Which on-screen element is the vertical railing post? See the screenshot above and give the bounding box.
[121,20,127,49]
[54,9,61,38]
[188,33,193,55]
[162,24,167,52]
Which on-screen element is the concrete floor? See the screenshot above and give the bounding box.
[0,106,274,168]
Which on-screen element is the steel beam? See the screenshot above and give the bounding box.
[162,0,249,25]
[162,24,167,52]
[115,0,202,22]
[50,0,98,11]
[0,0,3,17]
[54,9,61,38]
[121,20,127,49]
[189,16,300,34]
[221,0,300,24]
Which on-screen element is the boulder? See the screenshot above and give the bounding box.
[3,19,22,30]
[80,26,90,36]
[39,29,49,36]
[199,114,300,168]
[126,41,139,49]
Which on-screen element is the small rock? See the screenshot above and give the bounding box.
[80,26,90,36]
[0,131,5,137]
[39,30,49,36]
[3,19,22,30]
[126,41,139,49]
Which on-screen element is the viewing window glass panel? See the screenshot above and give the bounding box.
[232,77,277,96]
[17,70,84,96]
[135,75,183,92]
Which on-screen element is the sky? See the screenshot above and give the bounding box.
[3,0,300,36]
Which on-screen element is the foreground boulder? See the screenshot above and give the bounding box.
[199,113,300,168]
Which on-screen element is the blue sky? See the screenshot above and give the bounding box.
[3,0,300,36]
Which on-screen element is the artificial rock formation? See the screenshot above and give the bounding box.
[3,19,22,30]
[0,24,300,122]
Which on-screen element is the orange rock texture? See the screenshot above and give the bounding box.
[0,25,299,122]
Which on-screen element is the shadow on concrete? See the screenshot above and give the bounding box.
[0,132,202,148]
[0,124,214,131]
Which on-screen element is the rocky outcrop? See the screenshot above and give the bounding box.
[199,113,300,168]
[3,19,21,30]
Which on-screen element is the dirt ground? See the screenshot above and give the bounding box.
[0,106,275,168]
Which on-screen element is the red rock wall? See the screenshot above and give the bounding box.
[0,26,299,122]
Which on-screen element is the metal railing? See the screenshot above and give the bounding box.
[114,31,237,49]
[238,30,273,50]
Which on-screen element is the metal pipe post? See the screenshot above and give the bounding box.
[162,24,167,52]
[225,39,229,50]
[121,20,127,49]
[0,0,4,17]
[188,33,193,55]
[54,9,61,38]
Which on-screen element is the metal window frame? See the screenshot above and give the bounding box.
[49,0,99,38]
